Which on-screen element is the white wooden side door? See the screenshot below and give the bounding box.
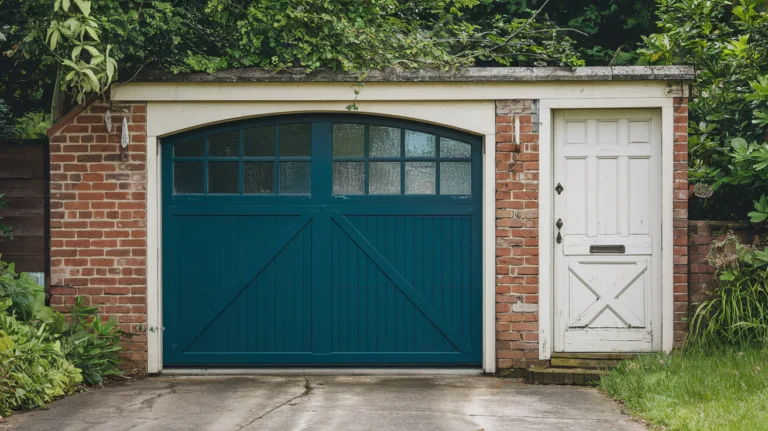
[553,109,662,352]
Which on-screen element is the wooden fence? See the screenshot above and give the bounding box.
[0,139,49,283]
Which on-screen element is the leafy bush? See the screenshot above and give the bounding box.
[13,112,51,139]
[60,297,124,386]
[642,0,768,222]
[0,99,13,139]
[0,258,58,324]
[0,299,82,417]
[0,193,11,240]
[0,256,125,415]
[689,233,768,346]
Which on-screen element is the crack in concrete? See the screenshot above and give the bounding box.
[233,378,313,431]
[116,383,178,413]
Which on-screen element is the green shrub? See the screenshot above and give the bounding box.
[0,194,11,240]
[0,299,82,417]
[0,258,59,324]
[60,297,124,386]
[690,233,768,346]
[642,0,768,222]
[12,112,51,139]
[0,256,126,415]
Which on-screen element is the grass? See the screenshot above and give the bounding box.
[600,347,768,431]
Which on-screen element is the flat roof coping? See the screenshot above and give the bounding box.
[128,66,695,84]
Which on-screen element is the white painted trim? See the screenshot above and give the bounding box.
[146,136,162,373]
[661,105,674,353]
[537,98,675,360]
[144,102,498,373]
[483,132,497,374]
[538,107,553,360]
[145,101,495,140]
[112,81,675,103]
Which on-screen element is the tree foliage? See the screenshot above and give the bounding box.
[642,0,768,223]
[0,0,660,115]
[470,0,656,65]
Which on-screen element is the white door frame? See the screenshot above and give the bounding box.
[143,102,498,373]
[538,97,676,360]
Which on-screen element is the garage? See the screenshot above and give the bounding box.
[161,114,483,366]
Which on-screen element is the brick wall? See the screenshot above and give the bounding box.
[673,97,689,346]
[48,100,148,366]
[688,221,764,315]
[495,100,543,370]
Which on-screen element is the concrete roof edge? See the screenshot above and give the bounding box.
[122,66,695,84]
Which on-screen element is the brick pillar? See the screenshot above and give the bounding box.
[48,100,148,366]
[672,97,689,346]
[495,100,543,370]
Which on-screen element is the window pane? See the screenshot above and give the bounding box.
[173,162,204,194]
[333,124,364,158]
[208,162,239,194]
[440,138,471,158]
[333,162,365,195]
[174,139,204,157]
[440,162,471,195]
[279,162,311,194]
[405,130,436,157]
[369,126,401,158]
[279,124,311,157]
[208,130,240,157]
[405,162,436,194]
[244,162,274,194]
[244,126,275,157]
[369,162,400,195]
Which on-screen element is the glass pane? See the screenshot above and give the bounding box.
[279,162,311,194]
[244,162,274,194]
[208,130,240,157]
[405,162,436,194]
[173,162,204,194]
[244,126,275,157]
[278,124,311,157]
[440,162,471,195]
[333,162,365,195]
[369,126,401,158]
[208,162,239,194]
[333,124,364,158]
[369,162,400,195]
[174,139,204,157]
[405,130,436,157]
[440,138,471,158]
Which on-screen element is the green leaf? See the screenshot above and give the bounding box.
[74,0,91,17]
[82,68,101,91]
[71,46,82,62]
[84,26,100,42]
[748,211,768,223]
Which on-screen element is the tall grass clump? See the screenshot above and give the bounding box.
[689,233,768,347]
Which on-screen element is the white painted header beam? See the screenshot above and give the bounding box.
[112,81,685,103]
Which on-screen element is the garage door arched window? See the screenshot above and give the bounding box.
[171,123,312,195]
[167,115,478,200]
[332,124,472,196]
[161,114,482,367]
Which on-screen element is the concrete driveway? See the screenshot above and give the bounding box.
[2,375,643,431]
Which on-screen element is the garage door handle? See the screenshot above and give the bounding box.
[589,245,626,253]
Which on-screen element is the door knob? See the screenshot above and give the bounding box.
[556,218,563,244]
[555,183,564,195]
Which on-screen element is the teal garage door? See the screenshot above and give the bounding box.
[162,114,482,366]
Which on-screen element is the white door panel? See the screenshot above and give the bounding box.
[554,109,662,353]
